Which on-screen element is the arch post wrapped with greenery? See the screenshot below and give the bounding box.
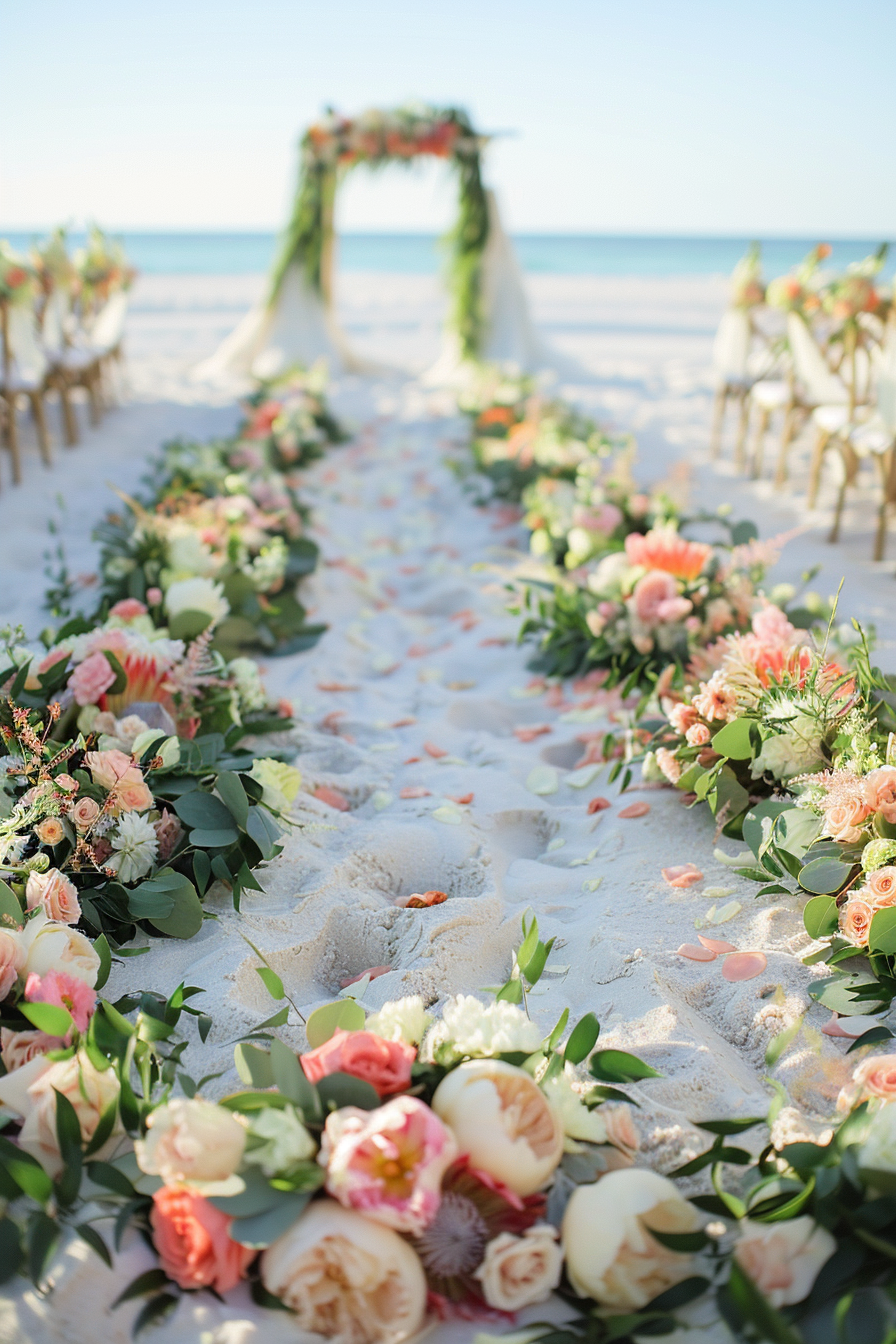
[269,104,490,360]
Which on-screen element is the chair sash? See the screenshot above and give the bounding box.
[785,312,848,404]
[5,305,49,385]
[877,323,896,435]
[712,309,751,383]
[89,290,128,353]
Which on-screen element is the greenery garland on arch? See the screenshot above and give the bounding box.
[268,104,490,359]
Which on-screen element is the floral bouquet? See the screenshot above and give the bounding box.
[94,484,324,659]
[304,105,470,167]
[0,245,38,306]
[729,242,766,310]
[765,243,830,318]
[517,520,782,693]
[73,225,136,308]
[237,364,347,472]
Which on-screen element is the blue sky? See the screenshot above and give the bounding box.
[2,0,893,235]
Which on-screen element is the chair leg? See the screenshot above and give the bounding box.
[710,387,726,459]
[86,367,102,426]
[829,445,858,545]
[4,395,22,484]
[807,429,831,509]
[29,391,52,467]
[734,391,750,473]
[874,452,893,562]
[750,407,770,478]
[59,381,79,445]
[775,406,797,486]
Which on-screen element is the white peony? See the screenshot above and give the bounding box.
[473,1225,563,1311]
[164,575,230,626]
[366,996,432,1046]
[733,1217,836,1308]
[20,913,100,986]
[421,994,543,1064]
[244,1104,317,1177]
[135,1096,247,1188]
[108,811,160,884]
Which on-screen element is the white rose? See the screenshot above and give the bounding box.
[587,551,631,597]
[261,1200,427,1344]
[474,1225,563,1311]
[228,656,268,712]
[164,576,229,626]
[562,1168,700,1309]
[366,995,432,1046]
[135,1096,247,1188]
[431,1059,564,1196]
[752,720,824,781]
[20,913,100,987]
[733,1217,836,1308]
[0,1050,123,1177]
[422,994,543,1065]
[249,758,302,813]
[541,1065,608,1149]
[165,530,217,578]
[130,730,180,769]
[244,1104,316,1177]
[859,1101,896,1176]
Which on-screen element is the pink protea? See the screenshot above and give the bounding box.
[625,528,712,582]
[25,970,97,1035]
[320,1095,458,1234]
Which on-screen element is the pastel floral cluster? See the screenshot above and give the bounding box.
[303,105,471,167]
[236,363,344,471]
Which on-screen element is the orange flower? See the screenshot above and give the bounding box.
[477,405,516,429]
[624,528,712,582]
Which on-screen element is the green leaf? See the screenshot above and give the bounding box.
[93,933,112,991]
[19,1001,74,1037]
[803,895,840,940]
[256,966,285,1001]
[111,1267,172,1308]
[545,1008,569,1053]
[564,1012,600,1065]
[269,1038,321,1118]
[696,1117,766,1136]
[799,856,854,895]
[133,1293,179,1337]
[590,1048,662,1084]
[192,849,212,895]
[74,1221,113,1267]
[27,1210,59,1286]
[808,971,885,1016]
[305,998,366,1049]
[215,771,250,829]
[173,790,235,831]
[187,826,241,848]
[711,717,755,760]
[143,873,203,940]
[234,1042,274,1089]
[0,879,24,930]
[167,607,214,640]
[0,1217,23,1284]
[231,1193,311,1248]
[316,1072,381,1112]
[86,1160,138,1198]
[869,906,896,955]
[494,976,523,1003]
[766,1014,805,1069]
[720,1261,804,1344]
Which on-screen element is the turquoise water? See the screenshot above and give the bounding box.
[3,231,890,277]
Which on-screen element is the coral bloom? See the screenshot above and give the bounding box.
[320,1096,458,1234]
[24,970,96,1036]
[625,528,712,582]
[150,1186,254,1292]
[301,1029,416,1097]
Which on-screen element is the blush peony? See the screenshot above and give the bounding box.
[733,1217,836,1307]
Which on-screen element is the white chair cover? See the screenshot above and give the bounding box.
[4,305,49,388]
[786,312,848,405]
[41,291,70,360]
[712,309,751,385]
[89,290,129,353]
[875,323,896,435]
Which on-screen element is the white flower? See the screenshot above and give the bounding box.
[228,656,268,713]
[366,996,432,1046]
[473,1225,563,1311]
[261,1200,427,1344]
[733,1217,836,1308]
[587,551,631,597]
[421,994,543,1064]
[249,757,302,814]
[108,812,159,883]
[136,1096,247,1188]
[244,1104,316,1176]
[752,722,824,781]
[164,529,217,578]
[20,913,100,986]
[859,1101,896,1176]
[0,1051,123,1177]
[164,575,230,626]
[540,1065,608,1148]
[246,536,288,591]
[130,729,180,769]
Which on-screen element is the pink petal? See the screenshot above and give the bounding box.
[423,741,448,759]
[821,1013,883,1038]
[400,786,431,799]
[449,793,474,805]
[587,797,612,814]
[662,864,704,889]
[697,935,736,954]
[312,786,350,811]
[514,725,552,743]
[340,966,392,989]
[619,802,651,819]
[677,943,718,961]
[395,890,449,909]
[722,952,768,981]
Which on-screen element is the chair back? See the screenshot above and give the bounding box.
[41,290,71,358]
[712,309,751,383]
[5,304,49,385]
[90,290,128,352]
[785,312,848,404]
[877,321,896,435]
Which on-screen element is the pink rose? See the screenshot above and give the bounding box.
[320,1095,458,1233]
[840,896,873,947]
[822,798,871,844]
[69,796,101,831]
[83,750,153,813]
[865,767,896,823]
[150,1187,255,1293]
[25,868,81,924]
[35,818,65,846]
[109,598,147,620]
[850,1053,896,1104]
[668,703,697,735]
[301,1029,415,1098]
[685,723,711,747]
[0,929,25,999]
[69,651,116,707]
[631,571,679,625]
[0,1028,60,1072]
[25,970,96,1035]
[867,867,896,907]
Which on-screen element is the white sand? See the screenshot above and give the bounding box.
[1,271,892,1343]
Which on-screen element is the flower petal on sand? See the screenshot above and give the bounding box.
[423,741,448,758]
[312,786,350,811]
[619,802,650,819]
[662,864,704,889]
[821,1014,884,1038]
[395,890,449,909]
[514,725,552,743]
[448,793,474,805]
[587,797,611,814]
[340,966,392,989]
[677,943,717,961]
[722,952,767,981]
[316,681,360,692]
[527,766,559,796]
[697,935,737,954]
[399,786,431,799]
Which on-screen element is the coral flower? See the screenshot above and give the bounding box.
[24,970,97,1035]
[624,528,712,582]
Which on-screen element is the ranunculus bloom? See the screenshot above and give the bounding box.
[69,650,116,706]
[69,795,101,831]
[431,1060,564,1197]
[25,969,96,1034]
[733,1217,836,1308]
[685,722,711,747]
[35,817,65,846]
[822,797,871,844]
[150,1186,254,1292]
[840,895,873,947]
[25,868,81,924]
[0,1028,59,1072]
[261,1200,427,1344]
[867,867,896,907]
[0,1050,122,1176]
[631,571,678,625]
[864,767,896,823]
[136,1096,247,1187]
[320,1096,457,1234]
[301,1029,415,1097]
[0,928,25,999]
[473,1225,563,1312]
[20,914,100,986]
[847,1053,896,1105]
[83,748,153,813]
[562,1168,700,1309]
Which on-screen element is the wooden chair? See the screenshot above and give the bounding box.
[42,287,104,438]
[709,309,756,468]
[0,299,52,483]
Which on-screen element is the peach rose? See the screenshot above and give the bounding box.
[733,1217,836,1308]
[150,1186,254,1292]
[25,868,81,924]
[0,929,25,999]
[0,1050,122,1176]
[35,817,65,846]
[69,650,116,706]
[685,723,711,747]
[473,1225,563,1311]
[865,767,896,823]
[867,867,896,907]
[69,796,101,831]
[0,1028,59,1072]
[301,1029,415,1097]
[822,798,871,844]
[840,895,873,947]
[83,749,153,813]
[848,1053,896,1105]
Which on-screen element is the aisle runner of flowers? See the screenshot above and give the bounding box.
[1,365,896,1343]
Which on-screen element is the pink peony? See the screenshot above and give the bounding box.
[25,868,81,924]
[301,1029,415,1097]
[25,970,97,1035]
[69,651,116,707]
[108,598,148,621]
[631,571,679,625]
[150,1187,254,1293]
[320,1095,458,1234]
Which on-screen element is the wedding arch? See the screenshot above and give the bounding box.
[198,103,555,382]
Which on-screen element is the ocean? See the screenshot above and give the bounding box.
[3,231,890,278]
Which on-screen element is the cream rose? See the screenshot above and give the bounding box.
[0,928,25,999]
[0,1028,56,1072]
[859,1100,896,1177]
[25,867,81,924]
[19,913,100,987]
[261,1200,427,1344]
[562,1168,700,1309]
[0,1050,123,1177]
[474,1225,563,1311]
[733,1217,836,1307]
[431,1059,564,1196]
[135,1096,247,1188]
